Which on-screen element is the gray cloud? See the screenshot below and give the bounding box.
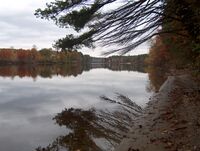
[0,0,68,49]
[0,0,149,56]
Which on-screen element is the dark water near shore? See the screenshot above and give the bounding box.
[0,65,151,151]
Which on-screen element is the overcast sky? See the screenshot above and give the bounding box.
[0,0,149,57]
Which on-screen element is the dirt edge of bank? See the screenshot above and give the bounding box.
[114,75,200,151]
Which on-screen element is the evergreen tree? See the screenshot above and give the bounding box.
[35,0,200,54]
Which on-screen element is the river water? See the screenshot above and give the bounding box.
[0,65,151,151]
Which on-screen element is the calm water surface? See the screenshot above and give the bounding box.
[0,65,151,151]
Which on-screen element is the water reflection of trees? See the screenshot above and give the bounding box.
[146,66,169,92]
[106,64,145,73]
[0,64,146,79]
[35,94,142,151]
[0,65,87,79]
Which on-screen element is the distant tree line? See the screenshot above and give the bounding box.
[0,48,148,67]
[0,48,89,65]
[106,54,148,73]
[0,49,148,79]
[106,54,147,66]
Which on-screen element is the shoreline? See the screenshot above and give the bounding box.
[114,75,200,151]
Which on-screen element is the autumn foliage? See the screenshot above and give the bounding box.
[0,48,84,64]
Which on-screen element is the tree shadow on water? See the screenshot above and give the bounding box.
[35,94,142,151]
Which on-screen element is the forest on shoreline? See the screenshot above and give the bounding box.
[0,48,147,66]
[0,48,147,79]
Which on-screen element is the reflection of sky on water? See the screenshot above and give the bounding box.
[0,68,151,151]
